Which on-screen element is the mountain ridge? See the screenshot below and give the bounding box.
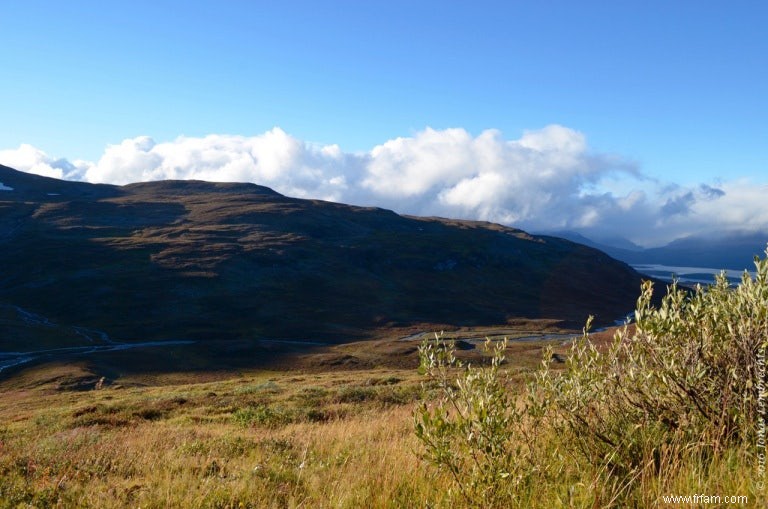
[1,164,647,351]
[545,229,768,271]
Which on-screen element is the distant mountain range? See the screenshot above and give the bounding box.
[0,164,648,349]
[543,230,768,272]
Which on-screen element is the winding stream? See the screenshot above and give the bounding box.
[0,305,337,374]
[0,305,197,374]
[0,340,198,374]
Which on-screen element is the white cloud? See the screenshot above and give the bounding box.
[364,127,477,197]
[688,180,768,230]
[0,126,765,247]
[0,144,87,180]
[78,129,356,202]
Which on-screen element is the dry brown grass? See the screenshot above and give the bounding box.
[1,329,760,508]
[0,360,452,508]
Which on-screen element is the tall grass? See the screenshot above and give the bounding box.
[0,370,443,508]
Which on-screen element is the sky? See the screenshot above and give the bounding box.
[0,1,766,247]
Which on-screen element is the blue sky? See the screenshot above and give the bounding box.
[1,1,766,245]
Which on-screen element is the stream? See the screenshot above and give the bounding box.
[0,340,197,374]
[399,331,580,344]
[0,304,337,375]
[0,304,197,374]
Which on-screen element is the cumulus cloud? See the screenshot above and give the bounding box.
[0,126,765,247]
[0,144,87,180]
[356,125,641,229]
[79,129,358,203]
[688,180,768,230]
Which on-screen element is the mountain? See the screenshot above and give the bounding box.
[631,232,768,270]
[543,231,643,255]
[1,164,647,349]
[545,229,767,271]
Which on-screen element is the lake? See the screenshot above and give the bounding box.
[632,264,756,285]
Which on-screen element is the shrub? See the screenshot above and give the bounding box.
[538,251,768,485]
[232,404,291,428]
[416,248,768,505]
[414,335,544,507]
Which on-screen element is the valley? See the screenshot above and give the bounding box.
[2,5,764,504]
[0,163,650,380]
[0,164,762,507]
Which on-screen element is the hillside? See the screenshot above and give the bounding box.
[1,164,645,351]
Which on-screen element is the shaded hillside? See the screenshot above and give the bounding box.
[1,165,645,344]
[625,232,768,270]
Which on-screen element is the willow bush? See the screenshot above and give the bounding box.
[415,336,548,507]
[416,248,768,506]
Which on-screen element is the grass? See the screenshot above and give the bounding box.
[0,329,762,508]
[0,355,445,508]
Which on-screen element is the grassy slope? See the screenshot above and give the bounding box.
[0,351,439,508]
[0,330,760,508]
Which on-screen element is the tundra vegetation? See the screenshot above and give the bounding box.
[1,251,766,508]
[417,249,768,507]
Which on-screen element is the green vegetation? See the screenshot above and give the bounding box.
[415,337,545,506]
[2,247,766,507]
[416,250,768,507]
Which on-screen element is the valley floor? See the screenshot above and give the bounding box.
[0,327,562,508]
[0,327,760,508]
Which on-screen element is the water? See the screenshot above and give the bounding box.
[0,304,198,374]
[632,264,755,285]
[0,340,196,374]
[399,331,579,344]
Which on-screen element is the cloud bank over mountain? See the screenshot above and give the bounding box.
[1,126,764,247]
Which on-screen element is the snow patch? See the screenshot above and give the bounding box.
[0,182,13,191]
